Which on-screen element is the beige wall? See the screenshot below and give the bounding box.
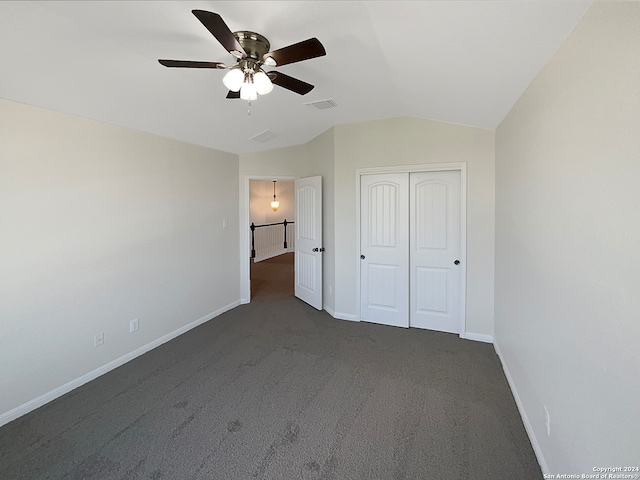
[495,1,640,473]
[333,117,496,336]
[0,99,240,420]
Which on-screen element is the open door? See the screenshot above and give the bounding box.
[294,176,323,309]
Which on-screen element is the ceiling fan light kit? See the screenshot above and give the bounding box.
[223,64,273,100]
[158,10,326,107]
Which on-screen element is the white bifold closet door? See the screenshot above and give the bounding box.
[360,170,462,333]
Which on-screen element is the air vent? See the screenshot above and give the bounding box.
[250,129,279,143]
[305,99,338,110]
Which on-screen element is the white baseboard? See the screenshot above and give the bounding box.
[493,339,549,475]
[461,332,494,343]
[326,307,357,322]
[0,299,241,428]
[253,248,294,263]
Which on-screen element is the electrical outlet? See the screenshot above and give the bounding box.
[94,332,104,347]
[544,405,551,436]
[328,285,333,295]
[130,318,139,333]
[222,219,228,229]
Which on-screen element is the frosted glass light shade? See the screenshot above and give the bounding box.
[254,71,273,95]
[222,69,243,92]
[270,200,279,212]
[240,82,257,101]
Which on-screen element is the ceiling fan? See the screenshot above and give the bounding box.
[158,10,326,102]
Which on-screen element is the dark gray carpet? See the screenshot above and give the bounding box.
[0,255,542,479]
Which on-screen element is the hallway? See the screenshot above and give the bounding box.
[250,253,294,301]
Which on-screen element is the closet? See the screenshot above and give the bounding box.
[359,169,463,333]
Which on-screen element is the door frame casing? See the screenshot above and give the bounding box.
[355,162,467,337]
[240,174,299,304]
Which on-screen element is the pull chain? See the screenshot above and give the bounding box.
[247,100,252,115]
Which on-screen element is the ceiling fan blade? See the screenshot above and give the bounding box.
[192,10,246,58]
[158,60,226,69]
[263,38,326,66]
[226,90,241,99]
[268,71,314,95]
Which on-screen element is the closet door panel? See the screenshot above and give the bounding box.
[410,170,461,333]
[360,173,409,328]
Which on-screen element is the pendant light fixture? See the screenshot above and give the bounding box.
[270,180,280,212]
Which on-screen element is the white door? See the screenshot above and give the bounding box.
[409,170,461,333]
[359,170,463,333]
[360,174,409,327]
[294,176,323,310]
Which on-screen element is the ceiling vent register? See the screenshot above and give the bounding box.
[250,129,279,143]
[305,99,338,110]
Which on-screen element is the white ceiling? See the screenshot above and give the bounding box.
[0,1,591,155]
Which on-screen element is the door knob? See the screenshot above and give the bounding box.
[360,255,365,259]
[312,248,319,252]
[454,260,460,265]
[319,247,325,252]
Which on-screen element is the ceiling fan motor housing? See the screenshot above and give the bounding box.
[234,31,270,61]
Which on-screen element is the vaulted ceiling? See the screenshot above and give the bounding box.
[0,1,591,154]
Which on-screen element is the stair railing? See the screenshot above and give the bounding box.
[250,219,295,260]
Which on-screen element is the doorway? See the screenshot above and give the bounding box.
[244,175,324,309]
[247,178,296,301]
[357,164,467,335]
